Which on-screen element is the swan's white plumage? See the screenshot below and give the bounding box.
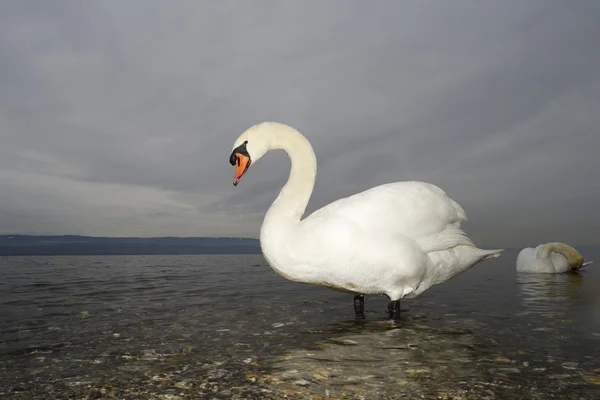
[516,242,592,273]
[305,181,470,252]
[231,122,503,301]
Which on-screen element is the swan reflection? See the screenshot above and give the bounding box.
[517,272,584,317]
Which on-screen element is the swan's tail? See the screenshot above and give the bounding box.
[453,246,503,274]
[417,226,503,260]
[477,248,504,261]
[416,227,472,253]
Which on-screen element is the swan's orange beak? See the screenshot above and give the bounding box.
[233,154,250,186]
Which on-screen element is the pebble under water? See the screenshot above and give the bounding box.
[1,249,599,399]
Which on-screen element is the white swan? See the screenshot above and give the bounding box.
[229,122,503,319]
[516,242,593,274]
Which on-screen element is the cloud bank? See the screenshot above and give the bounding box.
[1,1,599,247]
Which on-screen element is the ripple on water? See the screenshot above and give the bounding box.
[0,253,599,398]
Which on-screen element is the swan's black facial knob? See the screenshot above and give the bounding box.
[229,141,249,164]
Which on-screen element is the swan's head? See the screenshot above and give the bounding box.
[229,122,281,186]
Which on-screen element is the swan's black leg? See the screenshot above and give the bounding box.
[353,295,365,319]
[387,300,401,320]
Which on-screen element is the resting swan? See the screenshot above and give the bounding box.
[516,242,593,273]
[229,122,503,319]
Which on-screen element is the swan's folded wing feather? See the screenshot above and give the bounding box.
[303,181,468,246]
[550,252,569,271]
[516,247,537,271]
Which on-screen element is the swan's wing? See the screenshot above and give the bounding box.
[550,252,569,272]
[303,181,470,252]
[516,247,537,272]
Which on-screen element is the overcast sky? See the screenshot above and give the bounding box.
[0,1,599,248]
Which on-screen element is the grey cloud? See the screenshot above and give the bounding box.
[0,0,599,247]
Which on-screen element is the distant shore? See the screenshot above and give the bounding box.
[0,235,261,256]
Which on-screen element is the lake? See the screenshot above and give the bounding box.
[1,248,599,399]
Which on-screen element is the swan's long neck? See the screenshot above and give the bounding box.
[265,129,316,225]
[258,125,317,279]
[537,242,584,270]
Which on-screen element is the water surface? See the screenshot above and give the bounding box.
[1,248,599,399]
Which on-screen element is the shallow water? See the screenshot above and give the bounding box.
[1,248,599,399]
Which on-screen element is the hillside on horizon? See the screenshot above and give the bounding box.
[0,235,261,256]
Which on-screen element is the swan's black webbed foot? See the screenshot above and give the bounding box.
[387,300,401,320]
[353,295,365,319]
